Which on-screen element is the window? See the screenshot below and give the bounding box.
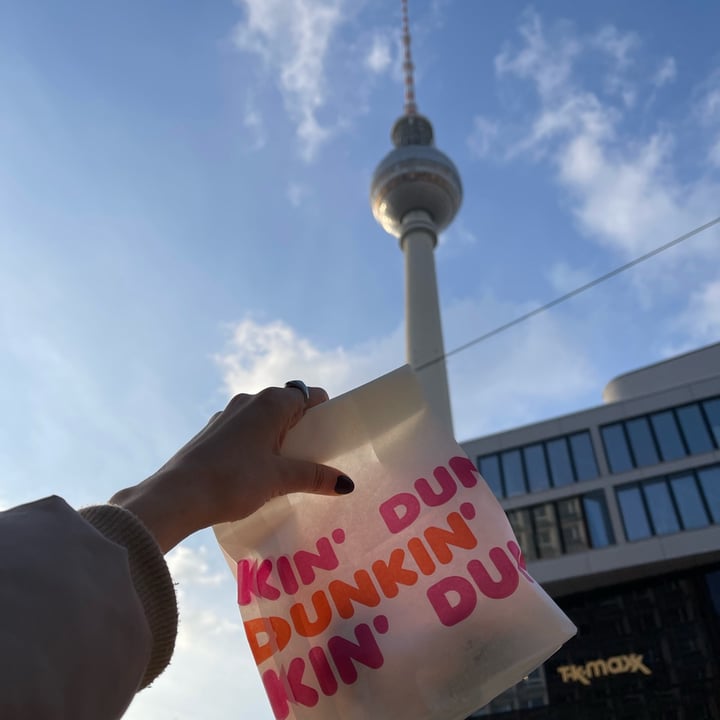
[617,485,652,541]
[615,464,719,541]
[600,397,720,475]
[474,428,603,497]
[557,497,589,554]
[625,417,659,467]
[670,473,710,530]
[569,432,599,481]
[706,569,720,616]
[546,438,574,487]
[602,423,634,473]
[697,465,720,523]
[478,454,502,497]
[703,398,720,447]
[501,449,526,497]
[650,410,686,462]
[643,480,680,535]
[675,404,714,455]
[583,492,615,548]
[508,492,616,560]
[507,508,537,561]
[523,444,550,492]
[532,503,562,559]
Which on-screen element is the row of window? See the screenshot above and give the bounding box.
[477,431,598,499]
[506,491,614,562]
[616,463,720,542]
[602,397,720,475]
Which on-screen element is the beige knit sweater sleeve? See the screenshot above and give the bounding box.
[0,496,178,720]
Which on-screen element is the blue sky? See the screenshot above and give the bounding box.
[1,1,720,717]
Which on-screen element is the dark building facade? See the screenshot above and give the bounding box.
[461,343,720,718]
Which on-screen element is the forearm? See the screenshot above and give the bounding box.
[0,497,176,719]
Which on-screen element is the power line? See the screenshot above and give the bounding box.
[417,214,720,372]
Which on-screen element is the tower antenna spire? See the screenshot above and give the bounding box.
[401,0,417,116]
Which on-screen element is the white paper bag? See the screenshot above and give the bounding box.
[214,366,576,720]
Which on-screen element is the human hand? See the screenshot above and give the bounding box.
[110,384,353,553]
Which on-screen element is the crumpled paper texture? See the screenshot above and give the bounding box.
[215,366,576,720]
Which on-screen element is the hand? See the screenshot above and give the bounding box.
[110,385,353,553]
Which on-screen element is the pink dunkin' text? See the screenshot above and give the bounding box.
[236,456,533,719]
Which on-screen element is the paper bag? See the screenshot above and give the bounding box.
[214,366,576,720]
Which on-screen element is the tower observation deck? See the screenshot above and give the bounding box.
[369,0,462,433]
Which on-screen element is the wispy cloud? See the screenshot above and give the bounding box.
[653,57,677,88]
[467,115,499,158]
[286,180,310,208]
[695,68,720,167]
[233,0,346,161]
[125,535,265,719]
[215,300,599,442]
[493,10,720,264]
[215,315,403,399]
[366,32,393,74]
[242,93,266,151]
[166,545,226,587]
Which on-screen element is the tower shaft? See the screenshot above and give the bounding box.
[401,210,453,433]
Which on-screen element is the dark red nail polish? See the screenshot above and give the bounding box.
[334,475,354,494]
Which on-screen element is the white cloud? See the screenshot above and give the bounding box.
[710,138,720,167]
[695,69,720,166]
[495,10,579,100]
[697,73,720,124]
[653,57,677,87]
[468,115,498,158]
[592,25,638,69]
[676,280,720,343]
[166,545,226,587]
[242,94,266,151]
[438,218,478,255]
[493,10,720,265]
[546,260,592,294]
[286,180,310,208]
[234,0,345,161]
[215,316,403,400]
[442,297,599,439]
[215,299,599,442]
[125,535,268,720]
[366,32,392,74]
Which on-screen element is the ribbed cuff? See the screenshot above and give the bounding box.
[79,504,178,689]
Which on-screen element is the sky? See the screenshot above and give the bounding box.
[1,0,720,717]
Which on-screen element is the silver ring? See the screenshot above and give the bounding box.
[285,380,310,401]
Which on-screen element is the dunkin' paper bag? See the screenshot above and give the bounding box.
[214,367,576,720]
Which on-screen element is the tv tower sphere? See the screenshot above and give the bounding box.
[370,113,463,239]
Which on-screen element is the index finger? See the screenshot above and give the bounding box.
[306,386,330,410]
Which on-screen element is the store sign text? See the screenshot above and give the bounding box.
[557,653,651,686]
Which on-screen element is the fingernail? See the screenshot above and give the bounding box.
[334,475,355,494]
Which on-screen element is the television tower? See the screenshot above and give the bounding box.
[370,0,462,434]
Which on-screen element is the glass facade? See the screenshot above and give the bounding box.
[601,396,720,474]
[507,492,614,560]
[465,384,720,719]
[478,431,599,499]
[470,564,720,719]
[616,462,719,541]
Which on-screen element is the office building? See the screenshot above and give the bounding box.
[461,343,720,719]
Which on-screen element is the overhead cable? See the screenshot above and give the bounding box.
[416,214,720,371]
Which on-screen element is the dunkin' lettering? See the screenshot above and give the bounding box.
[236,455,535,720]
[260,617,390,720]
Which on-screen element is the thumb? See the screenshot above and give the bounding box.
[276,457,355,497]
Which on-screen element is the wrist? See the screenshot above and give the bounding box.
[110,469,208,553]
